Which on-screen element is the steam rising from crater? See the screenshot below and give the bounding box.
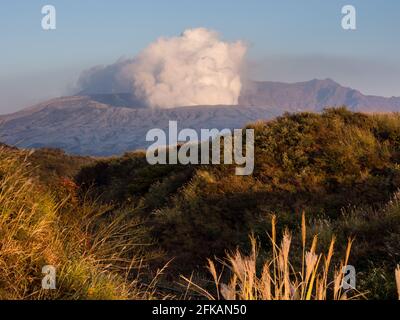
[77,28,247,108]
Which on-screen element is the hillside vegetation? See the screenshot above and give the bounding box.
[1,107,400,299]
[0,147,159,299]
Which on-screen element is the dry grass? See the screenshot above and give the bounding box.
[0,147,163,299]
[1,146,399,300]
[184,212,361,300]
[396,265,400,300]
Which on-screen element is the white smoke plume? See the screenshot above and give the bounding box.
[77,28,247,108]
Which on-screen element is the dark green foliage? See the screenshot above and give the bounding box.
[76,109,400,265]
[76,151,195,207]
[72,108,400,282]
[28,148,94,187]
[249,107,397,215]
[22,108,400,298]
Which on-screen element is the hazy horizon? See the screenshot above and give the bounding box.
[1,0,400,113]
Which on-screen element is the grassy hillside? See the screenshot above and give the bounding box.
[0,147,160,299]
[1,107,400,299]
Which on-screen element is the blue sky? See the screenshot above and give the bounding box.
[1,0,400,113]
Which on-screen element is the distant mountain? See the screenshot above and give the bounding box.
[1,79,400,156]
[77,92,147,108]
[0,96,280,156]
[239,79,400,112]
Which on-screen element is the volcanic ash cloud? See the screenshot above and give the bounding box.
[120,28,247,108]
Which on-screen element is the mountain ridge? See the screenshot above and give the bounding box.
[0,97,280,156]
[1,79,400,156]
[239,78,400,111]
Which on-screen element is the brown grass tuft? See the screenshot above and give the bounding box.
[396,265,400,300]
[185,214,360,300]
[0,147,162,300]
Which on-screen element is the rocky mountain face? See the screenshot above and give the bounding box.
[0,96,280,156]
[1,79,399,156]
[239,79,400,112]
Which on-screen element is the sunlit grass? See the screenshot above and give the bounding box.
[396,265,400,300]
[0,147,162,300]
[1,145,399,300]
[184,212,363,300]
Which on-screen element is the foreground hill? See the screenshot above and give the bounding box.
[2,79,400,156]
[76,108,400,299]
[1,108,400,299]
